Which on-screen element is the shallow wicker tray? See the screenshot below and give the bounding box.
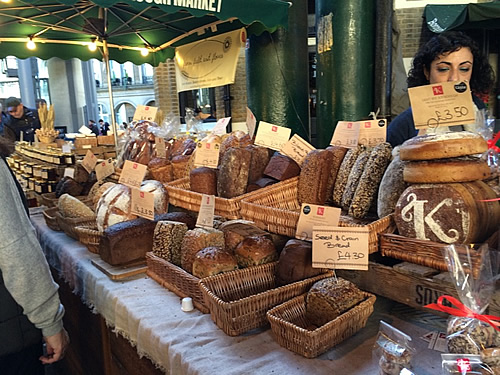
[74,224,101,254]
[199,262,333,336]
[239,176,395,253]
[56,212,96,241]
[146,252,209,314]
[267,291,376,358]
[43,207,61,231]
[166,177,267,220]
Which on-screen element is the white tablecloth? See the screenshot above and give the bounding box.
[31,212,444,375]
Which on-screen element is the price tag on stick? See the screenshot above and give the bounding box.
[280,134,316,166]
[133,105,158,122]
[408,81,475,129]
[95,159,115,181]
[193,141,220,168]
[295,203,341,241]
[246,107,257,138]
[155,137,167,158]
[196,194,215,228]
[330,121,360,148]
[131,188,155,221]
[358,119,387,147]
[119,160,147,188]
[254,121,291,151]
[312,226,369,270]
[211,117,231,136]
[82,150,98,173]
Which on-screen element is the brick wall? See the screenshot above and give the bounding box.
[153,58,180,117]
[394,7,433,59]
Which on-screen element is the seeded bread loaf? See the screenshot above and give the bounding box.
[325,146,348,202]
[217,147,252,198]
[341,149,370,211]
[297,149,334,205]
[152,220,188,265]
[58,193,94,218]
[306,277,365,327]
[332,146,363,207]
[180,227,225,273]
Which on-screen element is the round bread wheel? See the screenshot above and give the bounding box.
[403,157,491,183]
[399,131,487,161]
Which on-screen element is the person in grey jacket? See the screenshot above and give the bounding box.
[0,137,69,374]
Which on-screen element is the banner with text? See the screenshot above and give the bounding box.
[175,28,245,92]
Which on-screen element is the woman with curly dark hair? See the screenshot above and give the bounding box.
[387,31,495,147]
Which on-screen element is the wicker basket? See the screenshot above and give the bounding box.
[74,224,101,254]
[266,292,376,358]
[199,262,333,336]
[166,177,265,220]
[146,252,209,314]
[43,207,61,231]
[37,192,59,207]
[240,176,396,253]
[55,212,96,240]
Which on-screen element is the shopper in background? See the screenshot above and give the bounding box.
[387,31,495,147]
[99,119,110,135]
[0,103,7,135]
[87,119,100,136]
[3,97,41,143]
[0,136,69,374]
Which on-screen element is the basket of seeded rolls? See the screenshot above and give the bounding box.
[240,143,397,253]
[266,277,376,358]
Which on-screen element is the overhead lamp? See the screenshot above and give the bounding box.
[88,39,97,52]
[140,47,149,57]
[0,0,12,3]
[27,37,36,50]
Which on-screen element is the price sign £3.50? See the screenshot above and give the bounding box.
[408,81,475,129]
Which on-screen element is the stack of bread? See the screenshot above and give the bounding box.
[393,131,500,244]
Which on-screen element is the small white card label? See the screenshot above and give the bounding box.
[295,203,341,241]
[193,141,220,168]
[155,137,167,158]
[196,194,215,228]
[330,121,360,148]
[246,107,257,139]
[280,134,316,166]
[211,117,231,136]
[62,144,72,153]
[357,119,387,147]
[95,159,115,181]
[119,160,147,188]
[312,226,369,270]
[82,150,98,173]
[254,121,291,151]
[133,105,158,122]
[131,188,155,220]
[64,168,75,178]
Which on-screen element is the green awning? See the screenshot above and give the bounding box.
[0,0,290,66]
[425,2,500,33]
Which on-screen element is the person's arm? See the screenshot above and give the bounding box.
[0,160,67,361]
[386,108,417,147]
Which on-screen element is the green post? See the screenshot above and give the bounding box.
[245,0,310,141]
[316,0,375,148]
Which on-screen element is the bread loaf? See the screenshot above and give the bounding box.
[219,130,252,161]
[139,180,169,214]
[89,181,116,210]
[377,148,409,218]
[58,194,94,218]
[99,218,157,266]
[332,146,363,207]
[341,149,370,211]
[154,211,196,229]
[349,143,392,219]
[276,239,323,286]
[403,156,491,183]
[171,154,192,180]
[219,220,268,252]
[247,177,278,192]
[148,157,174,183]
[297,149,334,205]
[263,154,301,181]
[399,131,488,161]
[217,147,251,198]
[192,247,238,278]
[306,277,365,327]
[325,146,348,202]
[190,167,217,195]
[180,227,225,273]
[152,220,188,265]
[247,145,272,184]
[55,176,84,198]
[234,235,278,268]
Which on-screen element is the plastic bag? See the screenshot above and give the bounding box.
[374,321,415,375]
[441,353,495,374]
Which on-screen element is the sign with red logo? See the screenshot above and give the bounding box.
[119,160,147,188]
[432,85,444,95]
[295,203,340,241]
[254,121,291,151]
[457,359,471,372]
[364,121,372,128]
[272,126,278,132]
[317,207,324,216]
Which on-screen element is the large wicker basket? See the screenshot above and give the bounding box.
[240,176,395,253]
[146,252,209,314]
[198,262,333,336]
[166,177,267,220]
[42,207,61,231]
[267,292,376,358]
[74,224,101,254]
[56,212,96,241]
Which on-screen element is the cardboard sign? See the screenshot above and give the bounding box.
[193,141,220,168]
[254,121,291,151]
[246,107,257,138]
[312,226,369,270]
[95,159,115,181]
[330,121,360,148]
[196,194,215,228]
[211,117,231,136]
[155,137,167,158]
[295,203,341,241]
[131,188,154,220]
[280,134,316,166]
[358,119,387,147]
[119,160,147,188]
[133,105,158,122]
[64,167,75,178]
[408,81,475,129]
[78,125,93,135]
[82,150,98,173]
